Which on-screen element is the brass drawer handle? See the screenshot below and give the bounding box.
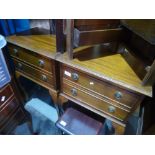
[71,73,79,81]
[41,75,47,82]
[108,106,116,113]
[114,91,123,100]
[17,63,23,69]
[71,88,78,96]
[38,59,45,68]
[13,48,19,56]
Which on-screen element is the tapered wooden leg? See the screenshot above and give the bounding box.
[15,71,28,101]
[11,77,24,104]
[57,94,68,115]
[112,122,125,135]
[58,94,68,106]
[49,89,60,116]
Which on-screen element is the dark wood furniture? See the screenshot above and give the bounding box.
[56,20,66,53]
[57,20,153,134]
[121,20,155,86]
[0,82,26,134]
[6,20,154,135]
[65,19,121,59]
[6,34,60,114]
[56,108,103,135]
[0,42,26,134]
[65,19,155,86]
[58,57,146,134]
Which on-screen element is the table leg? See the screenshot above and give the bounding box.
[49,89,61,117]
[112,121,125,135]
[57,94,68,115]
[15,71,29,101]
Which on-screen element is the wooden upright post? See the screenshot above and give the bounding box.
[66,19,74,60]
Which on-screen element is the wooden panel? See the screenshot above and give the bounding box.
[0,107,25,134]
[63,78,132,112]
[74,28,123,47]
[13,59,54,89]
[62,65,142,109]
[74,19,120,31]
[62,82,129,121]
[121,20,155,86]
[121,19,155,45]
[117,43,149,80]
[0,84,14,108]
[56,108,103,135]
[123,28,155,62]
[66,19,74,59]
[8,44,53,74]
[0,97,19,127]
[56,19,66,53]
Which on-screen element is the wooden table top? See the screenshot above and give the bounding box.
[6,34,56,59]
[6,35,152,97]
[58,45,152,97]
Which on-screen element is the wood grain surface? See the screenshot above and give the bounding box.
[6,35,152,97]
[6,35,56,59]
[58,45,152,97]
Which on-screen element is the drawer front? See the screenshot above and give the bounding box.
[0,107,25,134]
[62,82,129,121]
[13,59,54,89]
[0,85,14,108]
[62,65,141,109]
[0,98,19,127]
[8,44,53,73]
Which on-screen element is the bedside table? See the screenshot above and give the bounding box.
[6,34,60,115]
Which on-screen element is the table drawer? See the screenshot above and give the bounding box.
[13,59,54,89]
[0,107,25,134]
[62,82,129,121]
[8,44,53,73]
[0,85,14,108]
[62,65,141,109]
[0,97,19,127]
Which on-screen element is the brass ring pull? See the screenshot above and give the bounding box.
[13,48,19,56]
[71,73,79,81]
[114,91,123,100]
[41,75,47,82]
[108,106,116,113]
[71,88,78,96]
[17,63,23,69]
[38,59,45,67]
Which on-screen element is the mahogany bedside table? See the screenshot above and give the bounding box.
[6,32,60,115]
